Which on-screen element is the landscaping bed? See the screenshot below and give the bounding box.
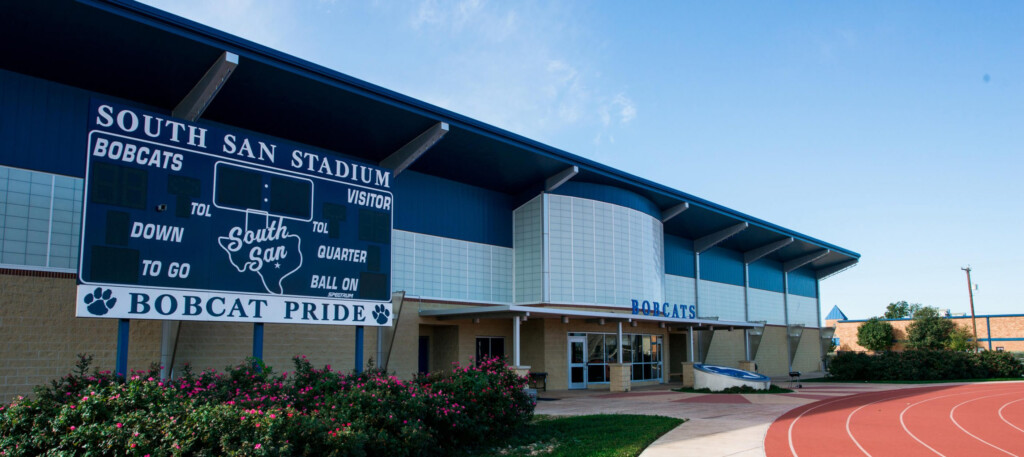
[0,355,533,456]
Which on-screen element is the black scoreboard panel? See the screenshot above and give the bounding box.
[79,100,393,302]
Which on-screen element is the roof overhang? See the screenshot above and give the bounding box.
[419,305,762,330]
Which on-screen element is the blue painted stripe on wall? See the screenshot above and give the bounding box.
[749,258,784,293]
[551,181,660,220]
[788,266,818,298]
[698,246,744,286]
[0,69,91,177]
[392,171,513,247]
[665,234,695,278]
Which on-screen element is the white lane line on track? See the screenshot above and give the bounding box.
[788,396,862,457]
[998,397,1024,434]
[949,393,1019,456]
[845,394,910,457]
[787,389,918,457]
[898,386,1012,457]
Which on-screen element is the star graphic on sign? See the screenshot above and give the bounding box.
[275,263,281,269]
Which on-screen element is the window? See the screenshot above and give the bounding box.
[569,332,663,383]
[0,166,82,271]
[475,336,505,364]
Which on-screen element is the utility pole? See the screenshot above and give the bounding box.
[962,266,978,352]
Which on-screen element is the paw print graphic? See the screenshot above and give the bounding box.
[371,304,390,325]
[84,287,117,316]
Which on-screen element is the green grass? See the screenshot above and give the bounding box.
[468,414,684,457]
[673,385,793,394]
[803,377,1024,384]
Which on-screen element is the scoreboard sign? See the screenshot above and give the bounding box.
[77,100,393,326]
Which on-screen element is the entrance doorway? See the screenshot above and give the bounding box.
[568,335,587,389]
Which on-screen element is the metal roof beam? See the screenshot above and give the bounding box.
[783,249,830,273]
[544,165,578,192]
[380,121,449,176]
[817,259,859,280]
[661,202,689,222]
[743,237,794,264]
[172,51,239,122]
[694,222,748,253]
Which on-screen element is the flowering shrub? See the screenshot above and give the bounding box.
[416,357,533,448]
[0,355,534,456]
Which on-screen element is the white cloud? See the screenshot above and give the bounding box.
[140,0,636,155]
[396,2,637,147]
[411,0,485,31]
[613,94,637,124]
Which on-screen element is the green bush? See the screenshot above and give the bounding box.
[857,317,895,352]
[0,355,534,456]
[978,351,1024,378]
[828,352,875,380]
[906,307,957,350]
[828,349,1024,381]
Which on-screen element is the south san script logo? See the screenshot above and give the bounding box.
[218,217,302,294]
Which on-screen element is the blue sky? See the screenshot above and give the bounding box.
[141,0,1023,320]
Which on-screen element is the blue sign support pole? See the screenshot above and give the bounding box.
[355,326,364,373]
[116,319,130,380]
[252,323,264,372]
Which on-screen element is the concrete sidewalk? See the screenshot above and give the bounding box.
[532,375,911,457]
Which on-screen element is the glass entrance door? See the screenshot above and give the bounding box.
[568,336,587,389]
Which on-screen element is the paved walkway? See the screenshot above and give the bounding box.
[533,374,915,457]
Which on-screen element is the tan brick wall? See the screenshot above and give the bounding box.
[520,319,546,372]
[833,315,1024,353]
[792,328,822,373]
[0,275,160,403]
[974,316,1024,351]
[753,325,789,376]
[1,274,388,403]
[705,329,745,368]
[383,294,421,377]
[543,319,569,389]
[0,272,846,400]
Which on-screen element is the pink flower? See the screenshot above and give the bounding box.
[116,423,123,428]
[255,444,262,449]
[70,426,76,431]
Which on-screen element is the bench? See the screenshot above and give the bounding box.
[528,372,548,391]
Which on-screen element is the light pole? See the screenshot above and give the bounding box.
[962,266,978,352]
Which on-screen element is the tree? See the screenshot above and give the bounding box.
[857,317,895,352]
[906,306,956,350]
[883,300,923,319]
[946,325,976,352]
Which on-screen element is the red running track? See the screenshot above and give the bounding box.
[765,382,1024,457]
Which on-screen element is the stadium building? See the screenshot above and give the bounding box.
[0,0,859,402]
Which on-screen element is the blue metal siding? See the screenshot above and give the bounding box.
[664,234,695,278]
[788,266,818,298]
[0,69,91,177]
[392,171,513,247]
[698,246,744,286]
[551,181,660,220]
[749,258,784,293]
